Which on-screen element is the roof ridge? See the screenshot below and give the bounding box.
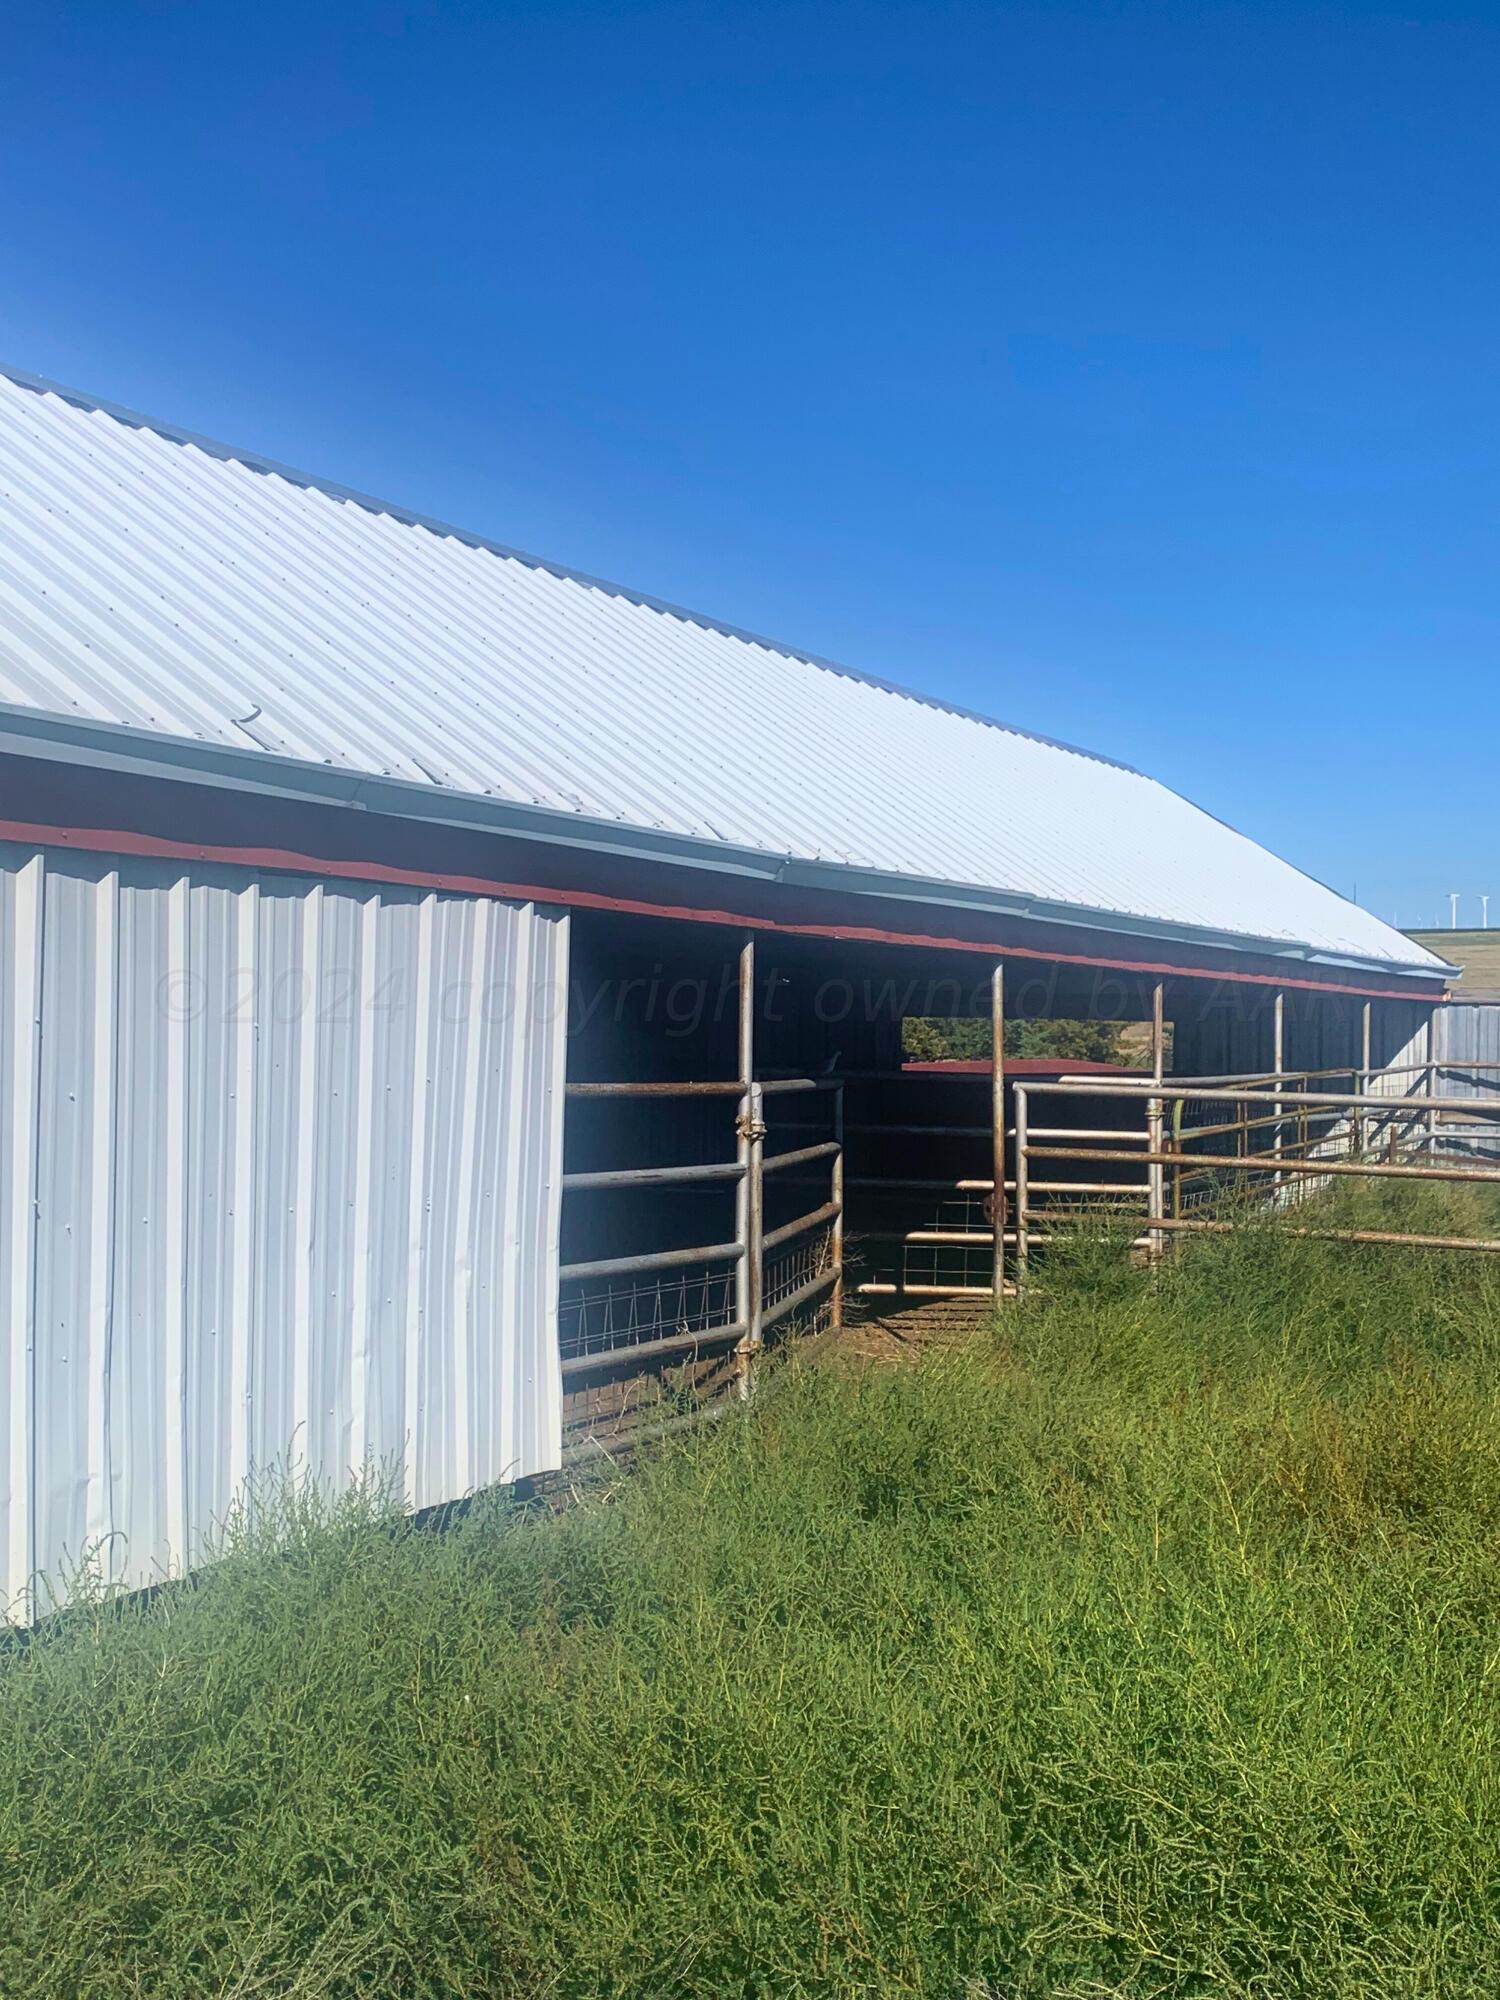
[0,360,1140,776]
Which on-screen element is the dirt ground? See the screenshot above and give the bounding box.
[800,1290,993,1367]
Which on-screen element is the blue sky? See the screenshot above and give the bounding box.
[2,0,1495,929]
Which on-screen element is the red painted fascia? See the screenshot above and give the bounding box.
[0,814,1447,1005]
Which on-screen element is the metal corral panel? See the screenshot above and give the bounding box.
[0,369,1444,978]
[1,842,569,1619]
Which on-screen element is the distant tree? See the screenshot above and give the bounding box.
[902,1016,990,1062]
[902,1016,1129,1065]
[1008,1018,1130,1063]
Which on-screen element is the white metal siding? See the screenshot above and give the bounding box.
[0,842,569,1620]
[1381,1005,1500,1103]
[0,370,1444,976]
[1434,1005,1500,1086]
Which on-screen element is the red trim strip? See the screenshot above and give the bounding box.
[0,816,1443,1003]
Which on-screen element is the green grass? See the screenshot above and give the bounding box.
[6,1191,1500,1997]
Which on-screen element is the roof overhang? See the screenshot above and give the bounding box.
[0,704,1455,992]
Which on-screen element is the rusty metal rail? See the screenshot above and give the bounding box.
[560,1238,745,1285]
[1011,1064,1500,1283]
[562,1160,745,1191]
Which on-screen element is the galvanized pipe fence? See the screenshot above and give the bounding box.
[1011,1057,1500,1281]
[557,937,844,1392]
[557,1073,846,1382]
[557,957,1495,1380]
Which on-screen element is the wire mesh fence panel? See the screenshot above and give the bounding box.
[764,1224,835,1313]
[558,1260,740,1365]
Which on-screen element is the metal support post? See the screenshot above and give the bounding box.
[830,1082,845,1332]
[734,937,760,1394]
[1147,980,1166,1258]
[1273,990,1285,1191]
[1426,1009,1440,1156]
[1358,1000,1372,1156]
[1014,1083,1030,1286]
[991,963,1007,1302]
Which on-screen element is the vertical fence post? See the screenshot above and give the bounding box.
[1147,980,1166,1260]
[1426,1009,1440,1157]
[991,963,1007,1304]
[1273,990,1286,1193]
[830,1082,845,1333]
[734,936,758,1395]
[1014,1083,1030,1288]
[1358,1000,1372,1156]
[746,1081,764,1356]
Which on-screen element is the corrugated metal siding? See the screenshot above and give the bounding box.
[1436,1004,1500,1079]
[0,842,569,1619]
[0,370,1442,975]
[1378,1007,1500,1099]
[1366,1006,1500,1159]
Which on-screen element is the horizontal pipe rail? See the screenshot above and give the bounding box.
[1098,1067,1359,1092]
[1372,1060,1500,1076]
[763,1200,841,1254]
[761,1140,841,1175]
[560,1238,744,1284]
[1023,1143,1500,1187]
[1025,1127,1150,1141]
[762,1265,840,1330]
[566,1079,744,1098]
[1026,1082,1496,1113]
[845,1173,1138,1194]
[886,1228,1007,1246]
[1143,1216,1500,1256]
[769,1067,1159,1087]
[764,1067,997,1085]
[856,1281,1005,1299]
[1007,1067,1500,1289]
[566,1075,836,1099]
[559,1319,749,1378]
[562,1160,744,1191]
[560,1398,733,1463]
[870,1227,1134,1247]
[1179,1105,1342,1144]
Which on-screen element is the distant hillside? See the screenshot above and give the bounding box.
[1406,931,1500,999]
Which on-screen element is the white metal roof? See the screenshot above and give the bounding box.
[0,367,1446,978]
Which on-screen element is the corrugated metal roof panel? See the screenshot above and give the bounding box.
[0,367,1446,976]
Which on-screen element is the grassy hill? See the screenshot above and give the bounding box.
[1407,929,1500,999]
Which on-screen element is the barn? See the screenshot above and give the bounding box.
[0,365,1450,1615]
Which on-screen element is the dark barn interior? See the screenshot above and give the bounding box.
[555,911,1426,1439]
